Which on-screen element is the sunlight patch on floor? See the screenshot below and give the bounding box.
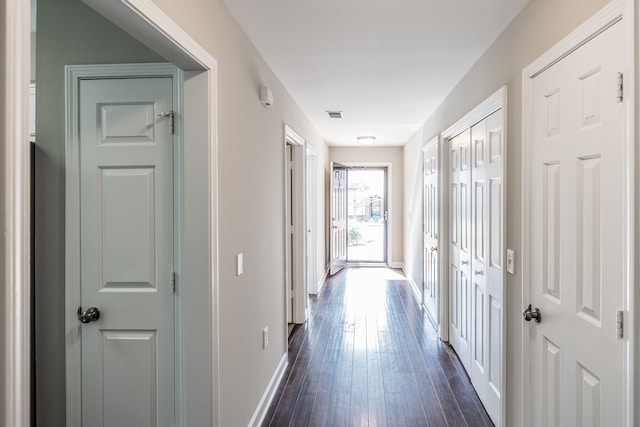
[344,266,406,282]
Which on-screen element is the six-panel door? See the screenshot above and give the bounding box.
[529,20,625,427]
[79,76,175,426]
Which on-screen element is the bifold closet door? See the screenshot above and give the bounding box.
[449,129,472,371]
[449,109,504,426]
[469,111,503,425]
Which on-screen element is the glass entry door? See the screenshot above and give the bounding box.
[346,168,387,263]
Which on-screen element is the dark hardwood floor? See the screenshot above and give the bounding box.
[262,267,493,427]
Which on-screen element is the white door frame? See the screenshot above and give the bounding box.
[1,0,31,425]
[58,0,220,425]
[521,1,635,425]
[65,63,182,425]
[284,125,307,324]
[422,136,448,340]
[441,86,507,425]
[339,162,393,266]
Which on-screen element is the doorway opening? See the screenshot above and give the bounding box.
[346,168,387,263]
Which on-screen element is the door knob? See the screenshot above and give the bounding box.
[461,260,469,265]
[78,306,101,324]
[522,304,541,323]
[430,246,437,252]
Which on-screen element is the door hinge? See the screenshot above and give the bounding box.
[291,289,295,299]
[159,111,175,134]
[290,225,295,234]
[616,309,623,339]
[616,72,623,103]
[170,271,176,293]
[289,160,294,170]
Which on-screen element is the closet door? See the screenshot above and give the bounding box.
[449,129,472,371]
[469,111,503,425]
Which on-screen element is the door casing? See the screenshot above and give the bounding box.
[284,125,307,325]
[521,1,635,425]
[338,162,393,267]
[73,3,221,425]
[65,63,183,424]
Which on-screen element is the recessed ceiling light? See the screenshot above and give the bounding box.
[357,136,376,145]
[327,111,343,119]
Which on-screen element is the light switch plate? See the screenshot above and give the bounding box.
[506,249,515,275]
[237,253,244,276]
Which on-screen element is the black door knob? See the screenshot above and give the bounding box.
[522,304,541,323]
[78,306,101,324]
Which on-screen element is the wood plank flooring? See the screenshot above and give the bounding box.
[262,267,493,427]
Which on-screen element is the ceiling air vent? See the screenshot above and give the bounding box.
[327,111,343,119]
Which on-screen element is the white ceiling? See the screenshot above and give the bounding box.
[223,0,529,146]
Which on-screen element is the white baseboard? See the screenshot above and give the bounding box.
[401,264,423,305]
[388,261,404,269]
[248,353,288,427]
[315,268,329,295]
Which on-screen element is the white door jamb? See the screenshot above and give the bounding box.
[284,125,307,325]
[1,0,31,425]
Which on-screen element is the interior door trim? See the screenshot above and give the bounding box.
[283,124,307,326]
[521,1,634,425]
[1,1,31,425]
[338,162,393,267]
[65,63,184,426]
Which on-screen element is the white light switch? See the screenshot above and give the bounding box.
[506,249,515,275]
[237,253,244,276]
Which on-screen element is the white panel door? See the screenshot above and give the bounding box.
[469,111,503,425]
[285,144,294,323]
[330,162,347,275]
[528,20,625,426]
[79,77,175,426]
[449,129,472,371]
[306,150,318,293]
[423,140,439,325]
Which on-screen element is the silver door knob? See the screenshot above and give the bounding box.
[522,304,541,323]
[78,306,101,324]
[430,246,437,252]
[461,260,469,265]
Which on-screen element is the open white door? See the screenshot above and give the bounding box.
[330,162,347,275]
[524,10,630,426]
[423,139,439,326]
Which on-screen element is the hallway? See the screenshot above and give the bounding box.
[263,268,493,426]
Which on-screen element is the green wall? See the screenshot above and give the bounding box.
[35,0,163,424]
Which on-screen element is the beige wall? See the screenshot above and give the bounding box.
[36,0,329,425]
[330,146,404,266]
[402,0,612,424]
